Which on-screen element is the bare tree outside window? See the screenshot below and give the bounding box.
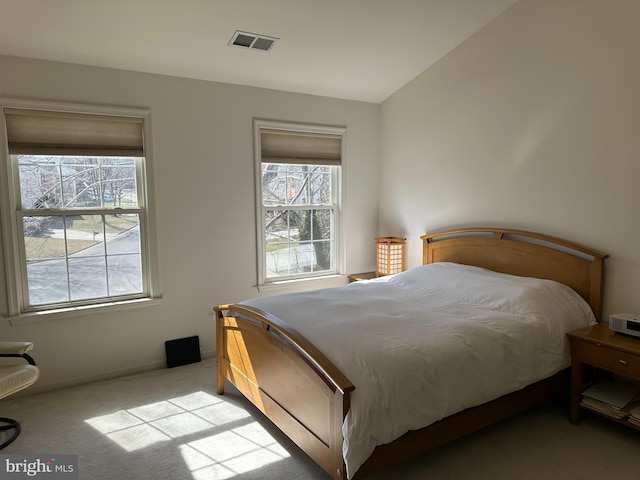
[17,155,143,307]
[262,163,335,278]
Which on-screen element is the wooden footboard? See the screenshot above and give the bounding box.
[214,304,354,480]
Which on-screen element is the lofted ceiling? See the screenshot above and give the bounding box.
[0,0,518,103]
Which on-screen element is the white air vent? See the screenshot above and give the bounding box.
[228,31,279,52]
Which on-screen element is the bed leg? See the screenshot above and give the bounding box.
[216,352,225,395]
[217,370,225,395]
[215,307,225,395]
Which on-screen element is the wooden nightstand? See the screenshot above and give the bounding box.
[568,321,640,428]
[348,272,377,283]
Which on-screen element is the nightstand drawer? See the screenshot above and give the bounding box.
[573,341,640,378]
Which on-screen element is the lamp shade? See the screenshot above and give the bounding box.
[375,237,406,276]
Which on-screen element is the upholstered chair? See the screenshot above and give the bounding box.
[0,341,39,449]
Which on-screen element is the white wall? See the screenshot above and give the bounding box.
[379,0,640,320]
[0,55,380,392]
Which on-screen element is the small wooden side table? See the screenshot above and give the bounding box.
[348,272,377,283]
[568,321,640,428]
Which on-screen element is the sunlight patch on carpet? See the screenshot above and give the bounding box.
[84,391,249,452]
[84,390,291,478]
[180,422,290,479]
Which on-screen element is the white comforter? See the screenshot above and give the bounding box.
[242,263,596,479]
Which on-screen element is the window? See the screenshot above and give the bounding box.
[0,103,158,317]
[255,120,344,285]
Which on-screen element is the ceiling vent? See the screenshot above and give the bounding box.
[228,31,279,52]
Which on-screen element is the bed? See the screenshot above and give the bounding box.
[213,228,607,479]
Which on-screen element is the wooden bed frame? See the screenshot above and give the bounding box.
[214,228,608,479]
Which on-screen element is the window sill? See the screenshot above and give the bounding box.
[257,274,348,294]
[6,297,163,326]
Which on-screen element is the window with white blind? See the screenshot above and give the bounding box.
[254,120,344,285]
[0,101,158,318]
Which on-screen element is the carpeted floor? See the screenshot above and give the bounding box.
[1,361,639,479]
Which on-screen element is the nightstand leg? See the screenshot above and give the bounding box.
[570,360,583,424]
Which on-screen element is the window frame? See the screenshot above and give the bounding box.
[0,99,160,321]
[254,119,345,287]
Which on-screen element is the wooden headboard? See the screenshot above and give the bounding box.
[421,228,608,320]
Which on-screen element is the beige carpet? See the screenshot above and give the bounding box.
[1,361,639,479]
